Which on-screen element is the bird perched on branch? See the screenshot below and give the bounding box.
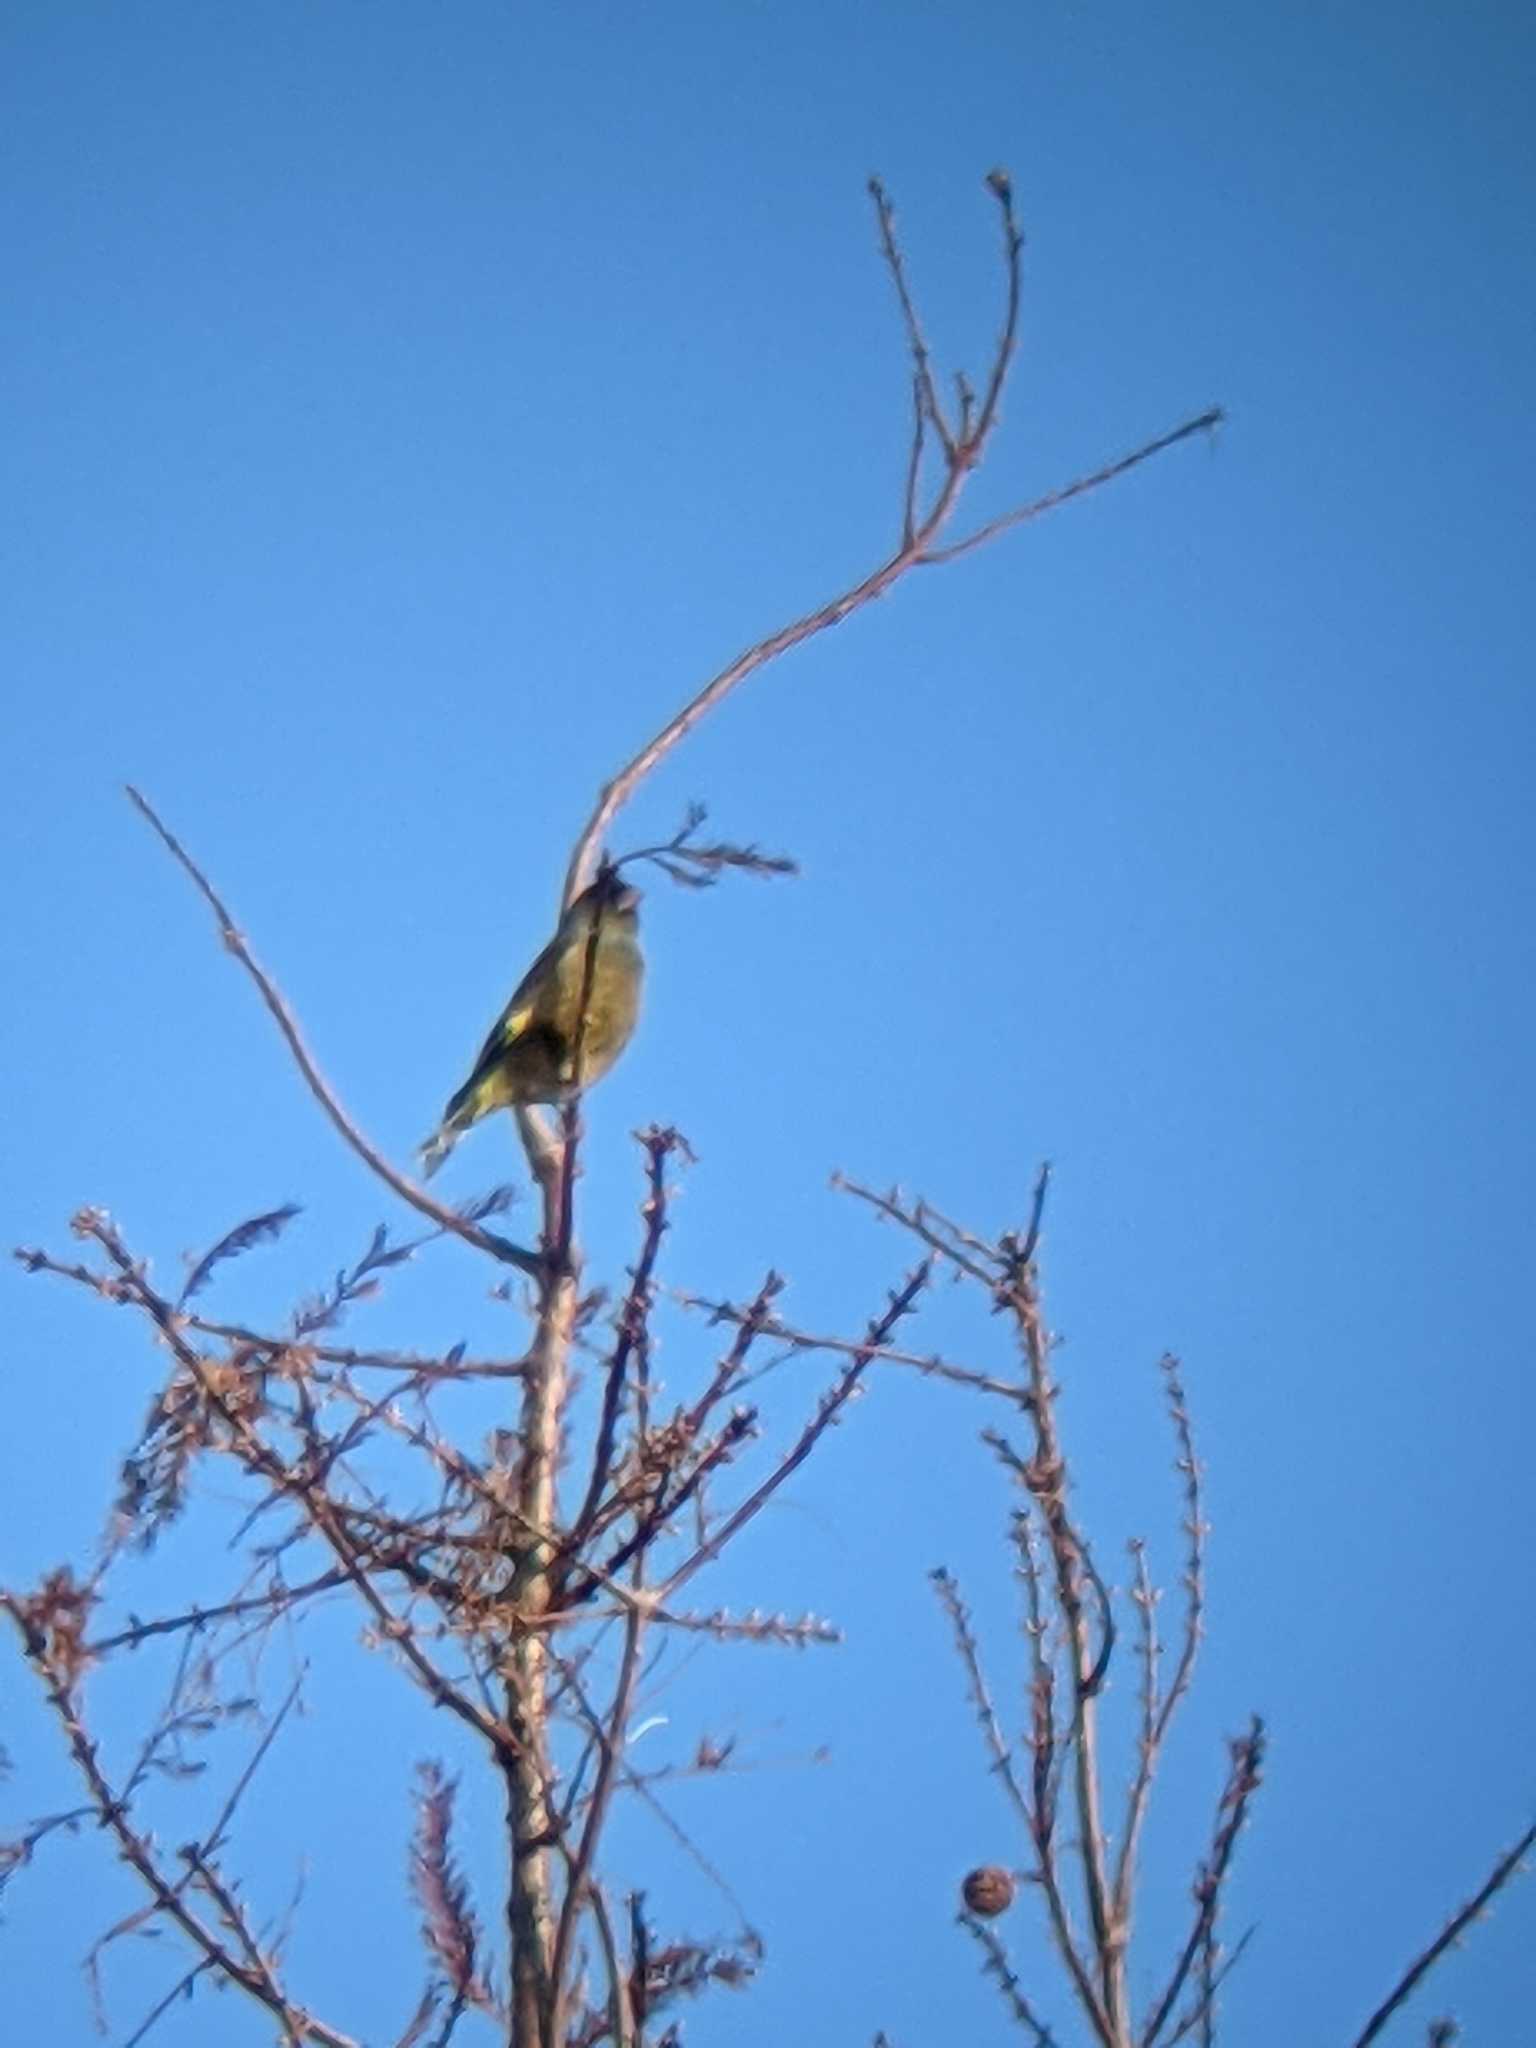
[419,866,644,1178]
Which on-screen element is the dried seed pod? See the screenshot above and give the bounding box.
[961,1865,1015,1917]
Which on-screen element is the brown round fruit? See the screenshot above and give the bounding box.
[962,1865,1015,1917]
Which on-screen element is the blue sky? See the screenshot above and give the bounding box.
[4,2,1534,2043]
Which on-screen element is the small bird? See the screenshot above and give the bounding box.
[419,866,644,1178]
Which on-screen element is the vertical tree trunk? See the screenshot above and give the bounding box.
[506,1266,576,2047]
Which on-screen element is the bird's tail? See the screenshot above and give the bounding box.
[417,1123,459,1180]
[417,1076,484,1180]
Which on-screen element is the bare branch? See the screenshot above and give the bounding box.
[125,787,540,1276]
[180,1842,309,2044]
[14,1251,524,1383]
[0,1801,95,1896]
[587,1881,636,2048]
[561,179,1217,904]
[920,408,1224,566]
[989,1259,1123,2036]
[2,1593,358,2048]
[682,1270,786,1433]
[1158,1926,1255,2048]
[1113,1356,1208,1924]
[868,175,957,458]
[966,169,1025,457]
[833,1175,1000,1290]
[934,1546,1107,2042]
[120,1960,215,2048]
[549,1606,649,2022]
[659,1261,931,1602]
[901,373,927,547]
[959,1909,1061,2046]
[680,1291,1032,1405]
[931,1567,1033,1836]
[198,1671,304,1858]
[1011,1506,1060,1852]
[569,1128,682,1547]
[1152,1357,1206,1750]
[1350,1821,1536,2048]
[643,1604,840,1647]
[71,1209,518,1760]
[1142,1718,1266,2048]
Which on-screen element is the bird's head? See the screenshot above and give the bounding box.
[580,862,642,926]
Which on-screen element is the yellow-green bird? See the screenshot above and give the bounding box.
[419,867,644,1178]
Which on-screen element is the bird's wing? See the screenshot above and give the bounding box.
[468,926,570,1075]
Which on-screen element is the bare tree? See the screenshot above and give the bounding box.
[828,1173,1532,2048]
[7,176,1520,2048]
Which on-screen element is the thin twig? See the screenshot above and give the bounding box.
[869,176,956,458]
[683,1272,785,1434]
[1114,1357,1208,1925]
[588,1881,636,2048]
[931,1567,1033,1835]
[658,1263,931,1602]
[86,1572,350,1657]
[901,374,927,547]
[125,787,540,1277]
[1349,1821,1536,2048]
[960,1911,1061,2046]
[120,1960,215,2048]
[1159,1926,1255,2048]
[964,170,1024,458]
[570,1130,679,1547]
[921,409,1224,566]
[833,1175,1000,1289]
[549,1605,649,2020]
[199,1671,305,1857]
[1115,1539,1161,1924]
[680,1293,1031,1405]
[1153,1357,1206,1750]
[2,1596,358,2048]
[77,1210,517,1762]
[1141,1719,1266,2048]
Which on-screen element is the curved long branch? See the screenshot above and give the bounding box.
[562,174,1221,903]
[125,786,540,1277]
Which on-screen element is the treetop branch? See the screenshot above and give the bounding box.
[561,174,1220,906]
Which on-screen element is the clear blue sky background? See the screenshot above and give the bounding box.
[4,3,1533,2043]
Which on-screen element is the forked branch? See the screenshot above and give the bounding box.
[562,174,1220,904]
